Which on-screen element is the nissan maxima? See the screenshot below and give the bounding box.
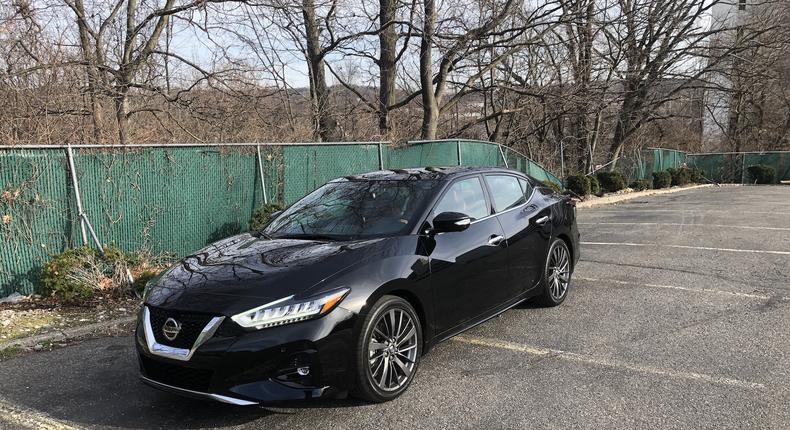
[136,166,579,405]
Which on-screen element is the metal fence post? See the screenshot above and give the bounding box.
[256,145,268,204]
[378,143,384,170]
[456,140,462,165]
[498,144,509,168]
[65,145,89,246]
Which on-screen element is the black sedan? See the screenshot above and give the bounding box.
[136,166,580,405]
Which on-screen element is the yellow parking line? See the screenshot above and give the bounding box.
[575,276,771,300]
[0,397,79,430]
[452,335,766,391]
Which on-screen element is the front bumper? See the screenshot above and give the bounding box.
[135,305,357,405]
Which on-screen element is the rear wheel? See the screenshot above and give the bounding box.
[536,239,572,306]
[352,295,422,402]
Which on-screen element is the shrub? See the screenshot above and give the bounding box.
[132,270,159,294]
[667,167,692,186]
[39,247,98,304]
[629,179,652,191]
[746,165,776,184]
[565,174,591,196]
[541,180,563,193]
[39,245,165,304]
[653,171,672,188]
[595,171,627,193]
[690,167,705,183]
[249,203,284,231]
[589,175,601,195]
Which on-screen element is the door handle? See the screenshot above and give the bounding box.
[487,235,504,246]
[535,215,551,226]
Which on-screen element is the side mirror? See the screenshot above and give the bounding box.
[431,212,472,234]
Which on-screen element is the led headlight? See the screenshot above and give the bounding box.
[231,288,350,329]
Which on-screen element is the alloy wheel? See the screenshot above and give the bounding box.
[547,244,570,300]
[367,308,418,392]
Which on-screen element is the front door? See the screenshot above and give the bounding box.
[426,175,510,335]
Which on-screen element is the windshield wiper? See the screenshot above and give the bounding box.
[253,230,274,240]
[272,233,344,241]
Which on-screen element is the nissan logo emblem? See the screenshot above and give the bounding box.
[162,318,182,341]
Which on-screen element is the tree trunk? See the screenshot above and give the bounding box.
[73,0,103,143]
[378,0,397,136]
[302,0,338,142]
[419,0,438,140]
[115,91,129,146]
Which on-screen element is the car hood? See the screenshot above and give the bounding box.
[144,233,388,314]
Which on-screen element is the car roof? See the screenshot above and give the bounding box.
[337,166,529,182]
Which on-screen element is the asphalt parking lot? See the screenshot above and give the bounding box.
[1,185,789,429]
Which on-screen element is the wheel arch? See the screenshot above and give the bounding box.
[555,233,574,271]
[382,289,430,353]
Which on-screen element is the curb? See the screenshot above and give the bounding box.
[0,315,136,350]
[576,184,718,209]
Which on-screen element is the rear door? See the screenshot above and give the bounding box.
[427,175,510,334]
[484,174,553,294]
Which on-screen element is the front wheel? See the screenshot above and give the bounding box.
[536,239,572,307]
[352,295,422,402]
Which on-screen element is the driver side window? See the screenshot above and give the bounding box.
[433,177,489,220]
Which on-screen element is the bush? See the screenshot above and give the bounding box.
[249,203,284,231]
[667,167,692,186]
[690,167,705,183]
[595,171,627,193]
[39,247,98,304]
[132,270,159,294]
[589,175,601,195]
[746,165,776,184]
[565,174,591,196]
[629,179,652,191]
[541,180,563,193]
[39,245,167,304]
[653,171,672,188]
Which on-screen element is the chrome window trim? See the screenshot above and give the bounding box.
[142,306,224,362]
[140,376,258,406]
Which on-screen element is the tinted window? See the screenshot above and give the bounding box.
[433,177,488,220]
[486,175,526,212]
[519,178,532,198]
[264,180,437,239]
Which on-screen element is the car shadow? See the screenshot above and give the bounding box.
[0,336,273,429]
[512,298,542,309]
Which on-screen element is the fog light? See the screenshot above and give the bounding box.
[297,366,310,376]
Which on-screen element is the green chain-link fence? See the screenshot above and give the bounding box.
[614,148,688,183]
[0,140,559,297]
[615,148,790,184]
[687,152,790,184]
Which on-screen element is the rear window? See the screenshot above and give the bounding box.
[519,178,532,198]
[485,175,526,212]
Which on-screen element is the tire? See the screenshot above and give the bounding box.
[536,238,572,307]
[352,295,422,402]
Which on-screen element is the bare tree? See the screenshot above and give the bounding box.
[603,0,764,168]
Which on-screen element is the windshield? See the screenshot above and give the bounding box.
[263,179,438,240]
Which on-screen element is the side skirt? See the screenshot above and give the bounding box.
[428,288,540,348]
